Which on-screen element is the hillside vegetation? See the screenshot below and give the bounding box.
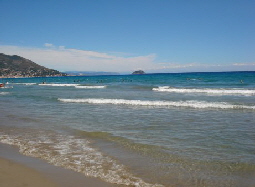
[0,53,66,78]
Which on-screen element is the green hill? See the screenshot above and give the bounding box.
[0,53,66,78]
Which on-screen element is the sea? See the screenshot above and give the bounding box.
[0,71,255,187]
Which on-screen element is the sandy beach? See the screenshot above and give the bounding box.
[0,157,58,187]
[0,143,117,187]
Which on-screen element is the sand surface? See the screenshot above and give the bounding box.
[0,157,58,187]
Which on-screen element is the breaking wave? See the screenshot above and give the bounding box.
[58,98,255,110]
[0,85,13,89]
[153,86,255,96]
[0,92,9,95]
[0,130,163,187]
[13,83,37,85]
[75,85,106,89]
[38,83,106,89]
[38,83,80,87]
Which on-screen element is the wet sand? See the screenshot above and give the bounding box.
[0,143,117,187]
[0,157,58,187]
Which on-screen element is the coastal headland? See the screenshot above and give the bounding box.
[0,53,66,78]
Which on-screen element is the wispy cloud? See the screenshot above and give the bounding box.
[44,43,55,48]
[233,63,255,66]
[0,44,254,73]
[147,62,255,73]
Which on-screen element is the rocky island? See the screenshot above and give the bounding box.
[0,53,67,78]
[132,70,145,75]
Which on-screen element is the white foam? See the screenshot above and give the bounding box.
[153,87,255,96]
[38,84,106,88]
[0,132,163,187]
[0,92,9,95]
[13,83,37,85]
[75,85,106,89]
[23,83,37,85]
[39,83,80,87]
[58,98,255,110]
[0,86,13,89]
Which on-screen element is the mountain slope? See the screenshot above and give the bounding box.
[0,53,66,77]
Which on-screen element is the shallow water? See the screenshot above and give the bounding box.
[1,72,255,186]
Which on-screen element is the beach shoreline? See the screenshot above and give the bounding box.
[0,157,58,187]
[0,143,117,187]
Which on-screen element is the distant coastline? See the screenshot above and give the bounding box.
[1,70,255,79]
[1,53,255,79]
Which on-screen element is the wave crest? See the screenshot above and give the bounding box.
[75,85,106,89]
[0,131,163,187]
[13,83,37,85]
[58,98,255,110]
[0,92,9,95]
[38,83,80,86]
[153,87,255,96]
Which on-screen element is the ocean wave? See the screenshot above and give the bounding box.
[153,86,255,96]
[13,83,37,85]
[37,83,106,89]
[0,131,163,187]
[58,98,255,110]
[38,83,80,86]
[0,86,13,89]
[75,85,106,89]
[0,92,9,95]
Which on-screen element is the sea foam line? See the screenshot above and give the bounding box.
[0,92,9,95]
[0,86,13,89]
[13,83,37,85]
[75,85,106,89]
[0,132,163,187]
[38,83,106,89]
[58,98,255,110]
[153,86,255,96]
[38,83,80,87]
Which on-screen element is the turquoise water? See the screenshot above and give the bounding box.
[1,72,255,186]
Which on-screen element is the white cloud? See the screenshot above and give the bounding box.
[146,62,199,70]
[233,63,255,66]
[0,44,156,72]
[1,44,254,73]
[58,46,65,50]
[44,43,55,48]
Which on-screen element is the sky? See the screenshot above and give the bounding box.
[0,0,254,73]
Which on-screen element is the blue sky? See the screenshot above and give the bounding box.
[1,0,254,73]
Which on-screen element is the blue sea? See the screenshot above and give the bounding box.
[1,71,255,187]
